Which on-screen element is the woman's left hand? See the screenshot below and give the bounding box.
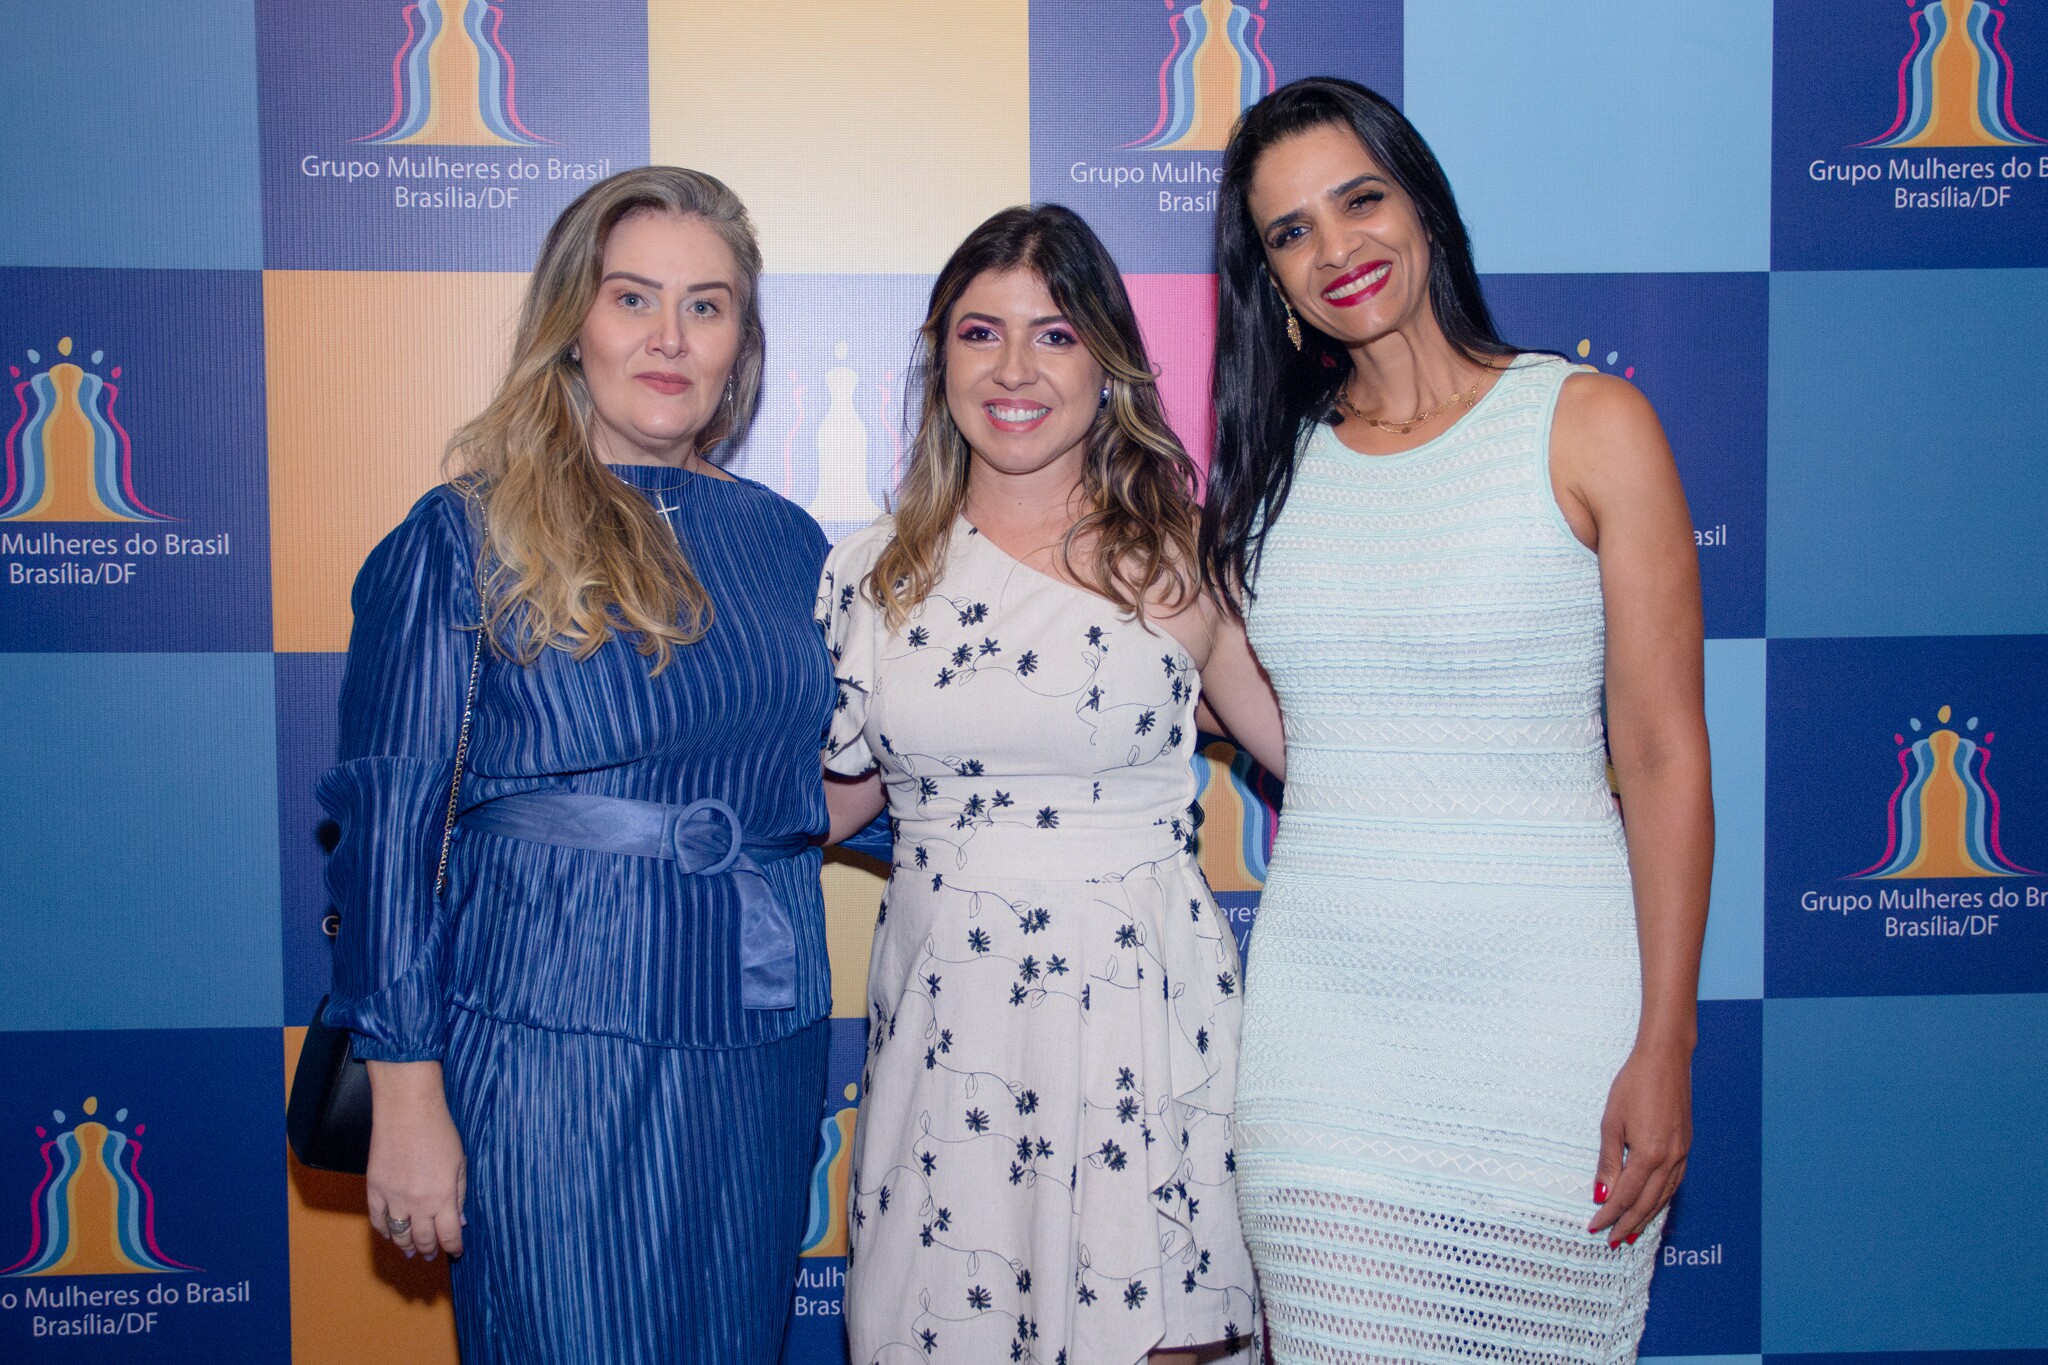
[1588,1043,1692,1247]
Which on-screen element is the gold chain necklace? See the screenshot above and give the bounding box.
[1336,378,1482,435]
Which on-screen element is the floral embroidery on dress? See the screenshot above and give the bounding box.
[817,517,1258,1365]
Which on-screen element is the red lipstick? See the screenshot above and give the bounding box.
[1322,260,1392,308]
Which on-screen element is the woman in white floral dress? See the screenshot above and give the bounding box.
[820,205,1285,1365]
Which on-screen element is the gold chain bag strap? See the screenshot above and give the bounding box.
[287,494,490,1174]
[435,498,489,896]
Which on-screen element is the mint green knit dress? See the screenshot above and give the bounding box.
[1236,355,1662,1363]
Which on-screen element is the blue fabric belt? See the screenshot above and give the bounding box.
[458,792,810,1012]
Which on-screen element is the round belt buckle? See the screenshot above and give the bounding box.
[674,798,744,877]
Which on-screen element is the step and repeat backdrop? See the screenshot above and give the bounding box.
[2,2,2045,1362]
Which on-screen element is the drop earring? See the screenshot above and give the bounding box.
[1099,382,1111,408]
[568,344,581,364]
[1267,274,1303,351]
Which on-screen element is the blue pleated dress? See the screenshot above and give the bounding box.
[318,464,835,1364]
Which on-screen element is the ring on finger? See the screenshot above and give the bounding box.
[386,1215,412,1236]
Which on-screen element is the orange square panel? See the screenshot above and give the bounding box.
[283,1027,460,1365]
[266,270,524,652]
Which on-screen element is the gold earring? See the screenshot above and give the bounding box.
[1268,279,1303,351]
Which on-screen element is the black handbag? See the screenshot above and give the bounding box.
[286,993,376,1172]
[286,508,489,1175]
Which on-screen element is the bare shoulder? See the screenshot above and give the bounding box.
[1556,370,1664,448]
[1552,370,1676,491]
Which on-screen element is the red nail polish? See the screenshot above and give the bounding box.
[1626,1234,1639,1246]
[1609,1240,1622,1250]
[1594,1182,1609,1203]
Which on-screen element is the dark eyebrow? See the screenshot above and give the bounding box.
[1260,173,1389,235]
[598,273,734,294]
[1328,173,1386,200]
[953,312,1071,328]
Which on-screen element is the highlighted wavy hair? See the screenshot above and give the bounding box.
[447,166,765,673]
[869,204,1201,627]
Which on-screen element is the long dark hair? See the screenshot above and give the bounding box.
[868,204,1201,627]
[1201,77,1515,606]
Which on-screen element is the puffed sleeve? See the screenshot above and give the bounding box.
[314,488,479,1062]
[815,523,890,778]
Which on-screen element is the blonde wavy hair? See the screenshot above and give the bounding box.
[870,204,1201,627]
[447,166,765,673]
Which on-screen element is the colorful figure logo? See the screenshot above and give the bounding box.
[1854,704,2035,879]
[4,1096,195,1277]
[799,1082,858,1258]
[1,338,167,523]
[359,0,546,146]
[1573,337,1636,380]
[1861,0,2046,148]
[1128,0,1278,152]
[1191,737,1281,893]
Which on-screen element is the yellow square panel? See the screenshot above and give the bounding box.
[824,853,885,1017]
[649,1,1030,274]
[266,270,524,653]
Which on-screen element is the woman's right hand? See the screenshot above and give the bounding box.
[363,1060,467,1260]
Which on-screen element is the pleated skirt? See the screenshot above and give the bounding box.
[443,1007,829,1365]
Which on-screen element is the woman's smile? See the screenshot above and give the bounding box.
[1322,260,1391,306]
[983,400,1052,432]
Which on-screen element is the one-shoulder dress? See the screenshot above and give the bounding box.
[819,517,1259,1365]
[1235,355,1663,1363]
[319,464,835,1364]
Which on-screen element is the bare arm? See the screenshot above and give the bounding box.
[1194,605,1287,781]
[1554,373,1713,1247]
[824,766,886,843]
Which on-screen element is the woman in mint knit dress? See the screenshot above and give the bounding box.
[1199,79,1713,1363]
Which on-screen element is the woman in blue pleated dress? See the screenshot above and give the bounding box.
[318,167,834,1363]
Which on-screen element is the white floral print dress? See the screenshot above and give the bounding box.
[819,517,1258,1365]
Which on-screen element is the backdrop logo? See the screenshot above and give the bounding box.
[4,1096,196,1278]
[800,341,898,526]
[1572,336,1636,380]
[1191,738,1280,893]
[1852,703,2035,879]
[1859,0,2046,148]
[799,1082,858,1258]
[358,0,546,146]
[1,338,166,524]
[1127,0,1277,151]
[1779,0,2048,267]
[743,337,904,532]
